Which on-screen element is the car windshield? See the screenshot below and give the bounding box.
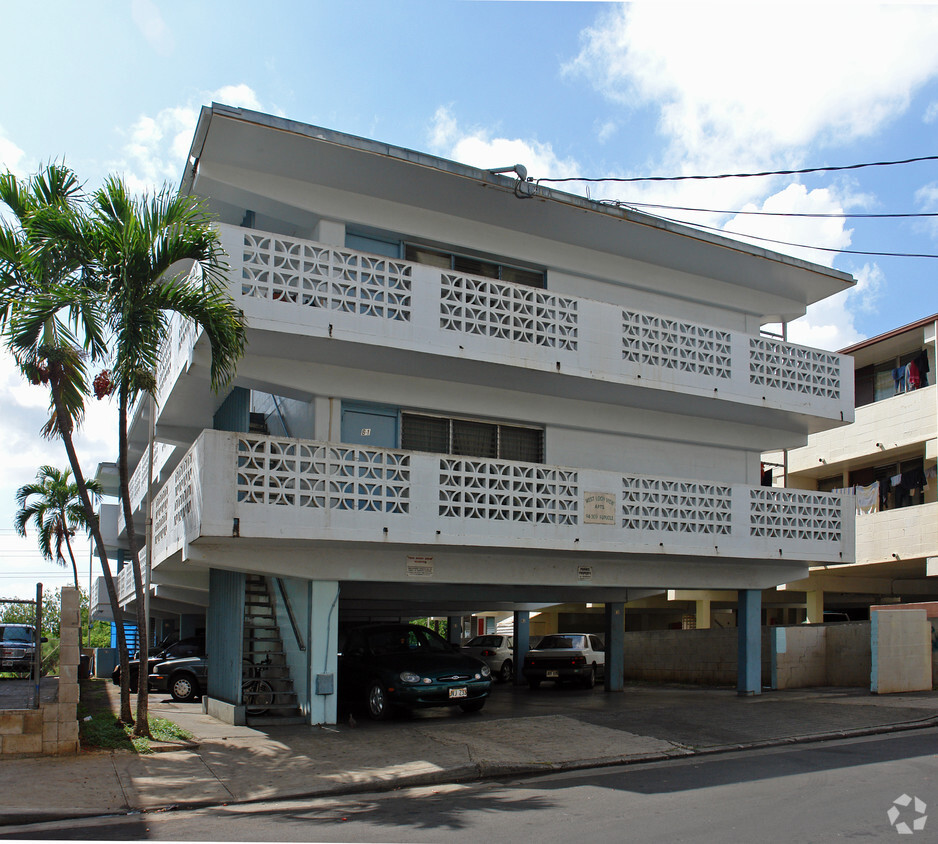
[367,627,451,655]
[537,635,586,650]
[466,636,501,648]
[1,627,33,643]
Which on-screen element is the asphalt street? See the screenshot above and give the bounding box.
[5,728,936,842]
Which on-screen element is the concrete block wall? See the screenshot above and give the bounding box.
[771,622,870,689]
[0,586,80,757]
[622,628,771,686]
[871,608,932,694]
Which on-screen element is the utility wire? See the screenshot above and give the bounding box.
[604,200,938,220]
[536,153,938,186]
[649,213,938,259]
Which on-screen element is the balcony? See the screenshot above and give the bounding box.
[855,501,938,566]
[151,224,853,436]
[148,430,853,578]
[787,384,936,476]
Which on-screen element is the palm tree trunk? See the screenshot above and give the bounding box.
[118,387,152,738]
[62,527,80,591]
[49,366,133,724]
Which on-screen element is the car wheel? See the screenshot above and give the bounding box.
[367,680,392,720]
[499,660,514,683]
[582,665,596,689]
[527,678,541,690]
[170,673,199,703]
[459,699,485,713]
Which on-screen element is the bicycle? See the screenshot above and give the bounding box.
[242,656,275,716]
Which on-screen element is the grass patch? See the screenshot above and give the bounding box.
[79,678,192,753]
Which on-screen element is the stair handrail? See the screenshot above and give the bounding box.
[275,577,306,651]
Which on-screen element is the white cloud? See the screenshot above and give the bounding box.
[596,120,618,144]
[116,85,264,194]
[131,0,174,57]
[0,125,26,178]
[566,4,938,173]
[924,101,938,124]
[428,107,582,182]
[787,263,884,351]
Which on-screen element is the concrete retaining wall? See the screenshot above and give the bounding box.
[0,587,80,756]
[771,622,870,689]
[871,608,932,694]
[622,627,771,686]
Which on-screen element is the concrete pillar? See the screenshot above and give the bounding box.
[604,602,624,691]
[447,616,462,646]
[806,590,824,624]
[513,611,530,686]
[737,589,762,696]
[695,599,711,630]
[312,219,345,246]
[309,580,340,726]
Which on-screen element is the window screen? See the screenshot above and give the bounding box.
[401,413,449,453]
[401,413,543,462]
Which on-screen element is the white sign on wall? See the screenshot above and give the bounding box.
[584,492,616,525]
[407,555,434,578]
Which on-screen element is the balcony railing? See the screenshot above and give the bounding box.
[149,430,853,569]
[194,224,851,422]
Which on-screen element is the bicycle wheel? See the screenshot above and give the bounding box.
[243,678,274,715]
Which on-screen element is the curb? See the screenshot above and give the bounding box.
[4,715,938,828]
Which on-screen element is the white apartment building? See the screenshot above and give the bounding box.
[96,104,856,724]
[772,314,937,619]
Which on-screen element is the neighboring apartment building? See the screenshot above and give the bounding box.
[94,104,856,724]
[770,315,937,619]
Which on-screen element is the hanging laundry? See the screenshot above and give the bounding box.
[907,359,921,390]
[892,367,908,394]
[855,481,879,515]
[914,350,930,387]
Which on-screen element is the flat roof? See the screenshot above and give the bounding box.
[183,104,856,315]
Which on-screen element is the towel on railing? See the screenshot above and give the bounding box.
[855,481,879,515]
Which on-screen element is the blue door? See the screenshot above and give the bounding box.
[341,402,399,448]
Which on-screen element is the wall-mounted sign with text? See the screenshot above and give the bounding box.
[406,555,434,578]
[583,492,616,525]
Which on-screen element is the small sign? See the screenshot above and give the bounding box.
[577,566,593,581]
[584,491,616,525]
[407,555,434,578]
[360,428,372,437]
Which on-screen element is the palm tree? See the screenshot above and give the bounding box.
[0,164,134,724]
[86,176,246,737]
[14,465,103,590]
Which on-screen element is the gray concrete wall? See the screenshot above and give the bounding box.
[771,622,870,689]
[622,627,771,686]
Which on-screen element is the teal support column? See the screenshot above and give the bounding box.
[604,602,624,691]
[737,589,762,696]
[207,569,244,705]
[309,580,339,725]
[447,617,462,647]
[513,611,530,686]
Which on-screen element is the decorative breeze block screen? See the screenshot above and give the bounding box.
[241,233,412,321]
[172,453,194,527]
[440,274,578,350]
[749,488,842,542]
[237,437,410,513]
[621,476,732,534]
[622,311,731,378]
[152,486,169,546]
[439,459,578,524]
[749,337,840,399]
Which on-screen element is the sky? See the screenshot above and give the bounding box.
[2,0,938,600]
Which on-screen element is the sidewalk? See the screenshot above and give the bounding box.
[2,681,937,826]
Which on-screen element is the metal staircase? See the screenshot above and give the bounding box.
[242,574,303,725]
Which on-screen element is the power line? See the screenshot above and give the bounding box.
[604,200,938,220]
[649,213,938,259]
[536,153,938,186]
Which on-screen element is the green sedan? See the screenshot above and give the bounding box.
[338,624,492,720]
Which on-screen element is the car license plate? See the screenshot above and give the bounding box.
[546,670,559,678]
[449,687,467,698]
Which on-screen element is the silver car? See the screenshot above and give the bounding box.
[462,634,514,682]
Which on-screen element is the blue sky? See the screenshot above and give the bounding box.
[2,0,938,599]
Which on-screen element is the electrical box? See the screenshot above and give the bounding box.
[315,673,335,695]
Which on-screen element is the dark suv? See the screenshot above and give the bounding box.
[0,624,45,676]
[112,636,205,689]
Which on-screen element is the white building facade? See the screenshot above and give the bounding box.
[104,105,857,724]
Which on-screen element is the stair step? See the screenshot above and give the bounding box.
[246,714,305,726]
